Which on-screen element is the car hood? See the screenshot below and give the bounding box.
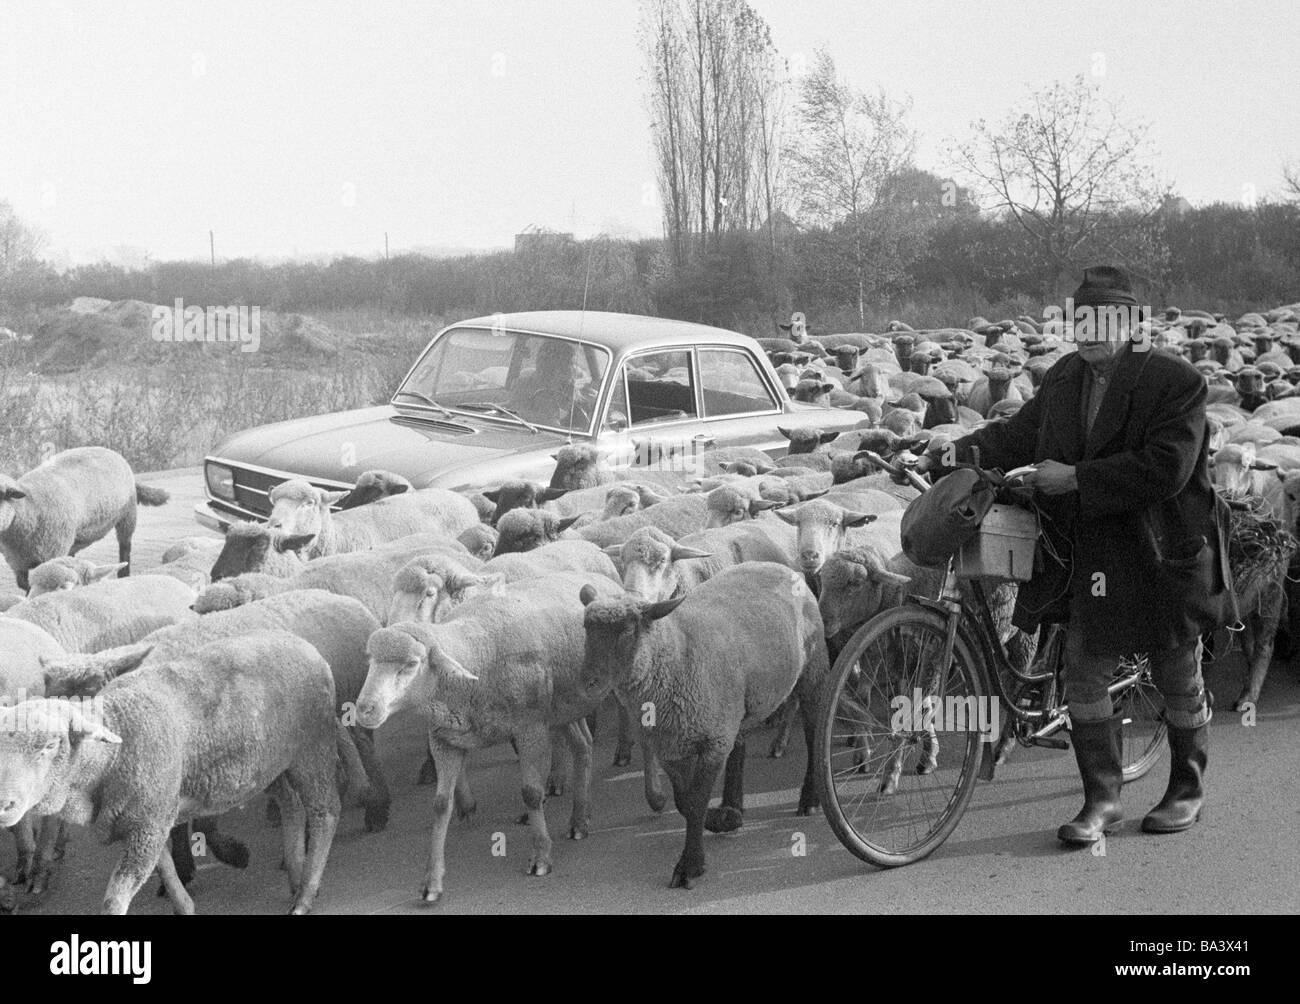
[208,405,572,488]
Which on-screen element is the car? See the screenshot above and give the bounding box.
[195,310,864,529]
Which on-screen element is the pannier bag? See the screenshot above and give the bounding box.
[900,467,996,568]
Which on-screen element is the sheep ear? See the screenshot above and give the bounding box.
[482,488,502,503]
[579,584,600,606]
[322,490,349,506]
[540,486,569,502]
[602,545,622,559]
[1250,460,1279,471]
[277,533,315,553]
[641,595,686,624]
[436,652,478,682]
[2,488,25,500]
[89,563,127,583]
[800,489,829,501]
[841,511,879,528]
[819,431,839,444]
[748,498,780,515]
[753,461,776,474]
[669,543,713,561]
[59,704,123,746]
[556,515,581,533]
[389,483,410,496]
[775,506,801,525]
[867,567,912,587]
[1276,469,1287,482]
[777,426,794,440]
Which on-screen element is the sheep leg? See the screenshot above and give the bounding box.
[517,725,555,877]
[270,778,307,896]
[353,726,391,833]
[167,823,196,889]
[156,834,195,916]
[704,739,745,833]
[422,743,465,903]
[102,826,170,915]
[766,695,796,758]
[10,816,35,886]
[664,753,724,889]
[26,814,63,896]
[563,718,593,839]
[196,817,249,870]
[114,509,136,577]
[453,766,477,822]
[291,780,340,917]
[614,702,635,766]
[796,688,821,815]
[417,734,439,786]
[547,725,571,797]
[1237,606,1278,710]
[641,739,666,814]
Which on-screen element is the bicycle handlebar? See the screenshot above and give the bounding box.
[857,449,932,493]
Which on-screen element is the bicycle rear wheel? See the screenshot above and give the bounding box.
[815,604,987,868]
[1115,656,1166,782]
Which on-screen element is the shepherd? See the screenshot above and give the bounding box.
[913,266,1233,844]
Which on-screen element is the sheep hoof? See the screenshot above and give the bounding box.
[26,868,52,898]
[456,800,477,823]
[515,812,530,826]
[703,806,744,833]
[363,804,390,833]
[546,779,566,797]
[670,858,704,889]
[568,824,588,840]
[646,792,667,814]
[420,886,443,904]
[766,741,788,759]
[797,787,820,816]
[289,904,310,916]
[528,859,552,877]
[613,749,633,767]
[265,800,282,828]
[1233,689,1257,712]
[417,758,439,786]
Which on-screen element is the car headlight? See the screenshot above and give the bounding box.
[206,463,235,500]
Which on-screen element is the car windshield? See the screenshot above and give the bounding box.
[395,326,611,433]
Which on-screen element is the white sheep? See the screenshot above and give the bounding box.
[0,446,170,592]
[0,630,343,914]
[4,574,197,653]
[266,479,480,559]
[208,521,310,581]
[578,562,829,888]
[356,572,625,903]
[25,556,127,597]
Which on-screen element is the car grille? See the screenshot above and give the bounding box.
[226,467,352,519]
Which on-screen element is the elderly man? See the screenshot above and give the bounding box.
[914,266,1233,845]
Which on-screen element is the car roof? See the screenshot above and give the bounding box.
[450,311,756,353]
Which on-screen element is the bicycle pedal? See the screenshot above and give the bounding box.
[1026,735,1070,751]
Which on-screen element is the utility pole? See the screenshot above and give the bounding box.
[209,230,215,266]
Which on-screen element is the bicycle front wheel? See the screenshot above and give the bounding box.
[1115,656,1167,782]
[815,604,987,869]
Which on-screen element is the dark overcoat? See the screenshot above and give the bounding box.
[947,346,1235,654]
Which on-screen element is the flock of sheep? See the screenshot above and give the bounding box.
[1,298,1298,915]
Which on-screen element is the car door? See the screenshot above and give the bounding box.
[695,345,786,454]
[599,347,709,474]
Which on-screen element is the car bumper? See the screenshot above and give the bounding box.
[194,500,243,533]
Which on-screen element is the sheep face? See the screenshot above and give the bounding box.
[26,557,126,598]
[358,628,475,729]
[549,445,608,491]
[210,523,275,581]
[0,477,25,533]
[0,700,121,826]
[492,509,578,555]
[792,379,834,405]
[601,486,642,520]
[1278,471,1300,536]
[338,471,412,511]
[266,480,346,539]
[483,481,544,526]
[578,587,684,694]
[613,528,712,602]
[779,426,837,455]
[818,553,911,637]
[775,500,879,574]
[704,486,779,528]
[456,524,499,562]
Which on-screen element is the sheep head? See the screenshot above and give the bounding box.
[578,586,685,693]
[818,551,912,637]
[612,527,712,601]
[704,485,780,528]
[1278,470,1300,536]
[0,475,25,532]
[266,479,347,539]
[210,521,302,580]
[456,524,499,562]
[779,426,838,455]
[338,470,412,511]
[41,644,154,699]
[0,699,121,827]
[387,555,503,626]
[358,624,477,729]
[549,444,610,491]
[492,508,580,555]
[192,573,283,613]
[600,484,643,520]
[483,480,568,526]
[26,557,126,598]
[775,499,879,574]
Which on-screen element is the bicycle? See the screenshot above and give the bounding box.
[814,451,1168,868]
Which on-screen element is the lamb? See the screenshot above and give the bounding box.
[0,631,342,914]
[194,533,475,622]
[25,556,127,597]
[209,521,309,580]
[337,470,413,510]
[578,562,828,888]
[0,446,170,592]
[357,572,626,902]
[266,479,480,559]
[4,575,197,653]
[493,508,582,554]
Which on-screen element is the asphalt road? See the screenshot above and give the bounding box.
[6,471,1299,914]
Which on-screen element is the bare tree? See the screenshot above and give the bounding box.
[0,200,46,278]
[1283,158,1300,203]
[950,75,1164,291]
[785,49,916,323]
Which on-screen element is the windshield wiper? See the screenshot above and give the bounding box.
[456,402,540,434]
[393,389,454,419]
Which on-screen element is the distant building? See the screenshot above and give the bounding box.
[514,225,574,254]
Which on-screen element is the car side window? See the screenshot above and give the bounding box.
[625,350,698,425]
[698,348,779,416]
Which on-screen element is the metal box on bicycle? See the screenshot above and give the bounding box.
[953,504,1039,582]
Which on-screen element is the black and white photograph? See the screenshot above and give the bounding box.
[0,0,1295,959]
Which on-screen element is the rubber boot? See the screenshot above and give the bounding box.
[1057,715,1124,845]
[1142,723,1208,833]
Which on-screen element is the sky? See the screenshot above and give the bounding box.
[1,0,1296,264]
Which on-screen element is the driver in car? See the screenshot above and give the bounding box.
[511,340,598,427]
